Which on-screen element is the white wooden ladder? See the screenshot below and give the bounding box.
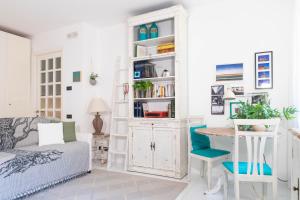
[107,56,129,171]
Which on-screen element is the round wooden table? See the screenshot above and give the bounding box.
[195,127,235,137]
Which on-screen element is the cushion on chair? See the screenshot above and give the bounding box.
[191,148,230,158]
[190,125,210,150]
[222,161,272,175]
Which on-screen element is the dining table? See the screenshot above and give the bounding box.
[195,127,235,195]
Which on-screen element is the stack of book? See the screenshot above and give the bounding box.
[134,102,144,117]
[152,82,175,98]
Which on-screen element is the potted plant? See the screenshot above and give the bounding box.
[232,101,297,131]
[144,81,153,98]
[89,72,99,85]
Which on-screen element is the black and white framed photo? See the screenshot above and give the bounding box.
[255,51,273,89]
[232,86,244,96]
[211,85,224,115]
[251,93,268,104]
[211,85,224,95]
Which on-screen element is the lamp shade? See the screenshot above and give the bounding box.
[88,98,109,114]
[223,87,236,100]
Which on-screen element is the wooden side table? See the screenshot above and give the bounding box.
[92,134,110,166]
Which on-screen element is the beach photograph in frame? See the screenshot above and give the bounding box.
[216,63,243,81]
[255,51,273,89]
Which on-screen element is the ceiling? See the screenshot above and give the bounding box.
[0,0,202,37]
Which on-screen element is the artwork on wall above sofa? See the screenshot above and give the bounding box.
[216,63,243,81]
[73,71,81,82]
[255,51,273,89]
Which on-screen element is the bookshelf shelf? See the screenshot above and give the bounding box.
[131,52,175,62]
[134,35,175,47]
[133,76,175,82]
[133,97,175,101]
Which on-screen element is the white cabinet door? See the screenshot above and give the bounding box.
[153,128,175,171]
[292,137,300,200]
[132,127,153,168]
[5,33,32,117]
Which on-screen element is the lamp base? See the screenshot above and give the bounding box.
[92,113,103,136]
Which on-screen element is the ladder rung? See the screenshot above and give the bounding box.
[114,101,129,104]
[109,150,127,155]
[110,133,128,137]
[118,68,129,72]
[112,116,128,120]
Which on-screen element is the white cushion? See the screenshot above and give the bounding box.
[38,123,65,146]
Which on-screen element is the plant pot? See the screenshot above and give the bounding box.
[146,88,152,98]
[89,79,97,86]
[139,91,146,98]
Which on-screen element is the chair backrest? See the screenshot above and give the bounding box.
[233,119,280,177]
[187,116,209,153]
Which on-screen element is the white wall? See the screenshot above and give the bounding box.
[31,0,294,179]
[188,0,293,179]
[32,22,127,133]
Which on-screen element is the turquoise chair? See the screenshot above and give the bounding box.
[189,125,230,189]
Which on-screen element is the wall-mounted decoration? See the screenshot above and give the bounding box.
[251,92,269,104]
[66,114,72,119]
[255,51,273,89]
[232,86,244,96]
[66,86,72,91]
[211,85,224,115]
[216,63,243,81]
[230,102,242,119]
[89,72,99,86]
[73,71,81,82]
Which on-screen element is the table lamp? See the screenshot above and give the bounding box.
[88,97,109,135]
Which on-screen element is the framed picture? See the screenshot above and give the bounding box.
[251,93,268,104]
[211,96,224,115]
[211,85,224,115]
[232,86,244,96]
[255,51,273,89]
[211,85,224,95]
[73,71,81,82]
[230,102,242,119]
[216,63,243,81]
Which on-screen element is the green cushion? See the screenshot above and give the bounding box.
[190,125,210,150]
[63,122,76,142]
[191,148,230,158]
[223,161,272,175]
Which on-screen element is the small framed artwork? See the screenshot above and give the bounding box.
[255,51,273,89]
[211,85,224,95]
[232,86,244,96]
[216,63,243,81]
[251,92,268,104]
[230,102,242,119]
[211,96,224,115]
[73,71,81,82]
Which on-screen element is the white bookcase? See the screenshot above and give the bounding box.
[127,5,188,178]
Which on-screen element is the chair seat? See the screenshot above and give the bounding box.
[223,161,272,175]
[191,148,230,158]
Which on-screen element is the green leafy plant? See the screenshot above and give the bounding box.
[90,72,98,80]
[232,101,297,121]
[133,81,153,91]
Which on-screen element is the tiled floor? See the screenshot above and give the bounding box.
[26,170,187,200]
[178,166,290,200]
[26,165,290,200]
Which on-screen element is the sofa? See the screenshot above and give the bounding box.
[0,117,92,200]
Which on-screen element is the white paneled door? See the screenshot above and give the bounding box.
[37,52,62,119]
[132,127,153,168]
[153,128,175,171]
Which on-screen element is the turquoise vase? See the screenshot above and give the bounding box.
[138,24,148,41]
[149,22,159,39]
